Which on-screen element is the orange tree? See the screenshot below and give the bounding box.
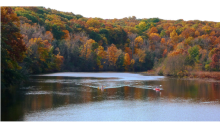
[1,7,27,88]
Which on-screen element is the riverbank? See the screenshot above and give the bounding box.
[181,77,220,82]
[139,70,158,76]
[140,70,220,82]
[187,71,220,81]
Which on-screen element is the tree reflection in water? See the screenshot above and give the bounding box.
[1,75,220,121]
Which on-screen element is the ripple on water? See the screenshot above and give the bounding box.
[25,91,72,95]
[25,91,51,95]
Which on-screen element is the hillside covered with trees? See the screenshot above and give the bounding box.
[1,6,220,88]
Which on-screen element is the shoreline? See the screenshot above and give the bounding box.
[179,77,220,82]
[139,71,220,82]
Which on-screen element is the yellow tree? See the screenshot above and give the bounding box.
[134,36,144,54]
[184,36,194,46]
[149,27,158,33]
[124,53,131,71]
[27,38,64,72]
[97,46,107,59]
[96,46,107,69]
[134,36,144,48]
[170,30,179,43]
[170,30,178,39]
[137,21,147,32]
[195,30,200,37]
[202,25,211,34]
[107,44,119,66]
[80,39,96,59]
[214,22,220,28]
[86,18,101,28]
[137,49,146,63]
[27,38,51,62]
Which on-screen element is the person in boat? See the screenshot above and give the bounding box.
[155,86,160,91]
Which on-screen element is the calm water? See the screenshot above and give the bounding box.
[1,72,220,121]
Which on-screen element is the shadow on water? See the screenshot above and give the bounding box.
[1,74,220,121]
[1,89,26,121]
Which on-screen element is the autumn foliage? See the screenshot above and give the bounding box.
[2,6,220,89]
[1,7,27,87]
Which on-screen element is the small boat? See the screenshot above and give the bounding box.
[154,86,161,91]
[155,88,160,91]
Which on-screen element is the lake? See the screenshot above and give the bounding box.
[1,72,220,121]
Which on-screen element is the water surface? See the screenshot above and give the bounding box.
[2,72,220,121]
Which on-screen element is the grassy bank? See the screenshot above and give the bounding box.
[139,70,157,76]
[141,69,220,81]
[188,71,220,80]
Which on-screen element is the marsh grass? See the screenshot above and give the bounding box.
[189,71,220,80]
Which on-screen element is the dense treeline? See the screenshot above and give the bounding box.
[1,6,220,88]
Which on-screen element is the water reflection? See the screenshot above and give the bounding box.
[23,77,220,109]
[1,75,220,121]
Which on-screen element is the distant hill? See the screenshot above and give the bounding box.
[1,6,220,88]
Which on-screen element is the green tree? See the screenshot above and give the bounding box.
[188,45,200,61]
[89,31,101,42]
[116,54,124,71]
[52,24,65,40]
[160,30,166,37]
[92,42,99,51]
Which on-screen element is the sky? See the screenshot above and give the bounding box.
[1,0,220,22]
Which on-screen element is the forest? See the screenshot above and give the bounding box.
[1,7,220,89]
